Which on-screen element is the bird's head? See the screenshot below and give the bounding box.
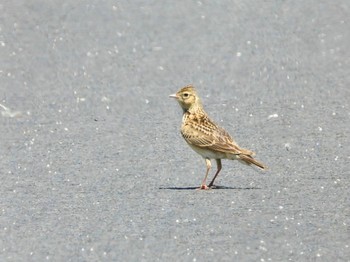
[169,85,201,111]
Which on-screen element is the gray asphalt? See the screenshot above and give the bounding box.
[1,1,349,261]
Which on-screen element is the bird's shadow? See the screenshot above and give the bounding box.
[159,185,261,190]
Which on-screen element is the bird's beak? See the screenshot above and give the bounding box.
[169,94,178,99]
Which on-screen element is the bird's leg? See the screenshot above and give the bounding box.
[199,158,211,190]
[208,159,222,188]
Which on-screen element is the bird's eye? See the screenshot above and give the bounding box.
[183,93,189,98]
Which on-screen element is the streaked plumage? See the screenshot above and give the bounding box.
[170,85,266,189]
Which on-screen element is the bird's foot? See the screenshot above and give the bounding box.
[197,184,210,190]
[208,184,216,189]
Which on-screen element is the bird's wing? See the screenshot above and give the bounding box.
[181,120,250,155]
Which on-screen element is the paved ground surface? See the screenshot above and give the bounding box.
[1,1,349,261]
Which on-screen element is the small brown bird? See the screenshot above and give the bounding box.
[170,85,266,190]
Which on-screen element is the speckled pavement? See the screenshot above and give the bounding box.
[1,1,349,261]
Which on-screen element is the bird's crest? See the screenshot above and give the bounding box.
[178,84,196,95]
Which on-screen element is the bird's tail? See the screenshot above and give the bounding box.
[238,154,267,170]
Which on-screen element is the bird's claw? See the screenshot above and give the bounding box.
[197,184,210,190]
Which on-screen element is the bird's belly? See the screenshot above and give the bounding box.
[188,144,228,159]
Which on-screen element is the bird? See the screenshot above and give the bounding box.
[169,84,267,190]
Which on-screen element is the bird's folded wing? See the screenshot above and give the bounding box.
[181,125,244,155]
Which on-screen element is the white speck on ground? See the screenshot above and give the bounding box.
[285,143,291,150]
[268,113,278,119]
[0,104,22,118]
